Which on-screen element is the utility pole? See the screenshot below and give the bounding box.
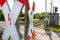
[53,6,55,13]
[48,0,53,13]
[45,0,47,14]
[44,0,48,30]
[51,0,53,13]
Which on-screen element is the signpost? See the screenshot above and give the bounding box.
[44,0,48,30]
[24,0,30,40]
[25,1,35,40]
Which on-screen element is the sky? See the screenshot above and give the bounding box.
[6,0,60,15]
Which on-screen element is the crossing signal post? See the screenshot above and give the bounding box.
[44,0,48,30]
[55,7,58,13]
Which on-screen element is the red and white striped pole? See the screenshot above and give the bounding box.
[32,2,37,39]
[28,1,36,39]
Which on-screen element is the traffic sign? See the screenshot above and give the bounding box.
[0,0,24,40]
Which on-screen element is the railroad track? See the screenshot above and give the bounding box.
[33,19,44,27]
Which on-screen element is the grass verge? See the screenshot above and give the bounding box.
[39,20,60,32]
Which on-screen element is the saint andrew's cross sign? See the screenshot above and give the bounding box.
[0,0,25,40]
[0,0,35,40]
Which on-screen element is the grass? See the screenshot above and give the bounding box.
[39,20,60,32]
[19,20,24,24]
[19,19,39,24]
[33,19,39,22]
[39,24,60,32]
[48,25,60,32]
[39,24,45,29]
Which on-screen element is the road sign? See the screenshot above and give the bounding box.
[0,0,24,40]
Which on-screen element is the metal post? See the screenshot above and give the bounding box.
[53,6,55,13]
[45,0,47,14]
[51,0,53,13]
[24,0,30,40]
[44,0,48,30]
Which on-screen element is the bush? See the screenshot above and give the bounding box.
[34,12,45,20]
[39,24,60,32]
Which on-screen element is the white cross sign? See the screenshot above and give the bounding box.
[0,0,24,40]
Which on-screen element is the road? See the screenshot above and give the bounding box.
[20,25,60,40]
[0,21,60,40]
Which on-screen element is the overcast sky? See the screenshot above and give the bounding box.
[7,0,60,14]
